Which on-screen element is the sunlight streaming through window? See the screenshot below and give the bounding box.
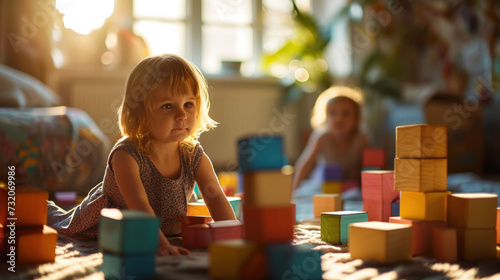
[56,0,114,35]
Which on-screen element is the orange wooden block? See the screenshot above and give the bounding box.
[456,228,496,260]
[363,149,386,168]
[497,246,500,258]
[17,225,58,264]
[447,193,498,229]
[400,191,448,221]
[362,171,399,222]
[389,217,446,256]
[313,194,342,218]
[497,208,500,244]
[396,124,447,158]
[0,185,48,227]
[432,227,457,262]
[187,202,211,216]
[243,204,295,244]
[394,158,447,192]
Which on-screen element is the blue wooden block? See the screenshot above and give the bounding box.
[238,135,285,171]
[321,211,368,244]
[323,164,342,181]
[266,243,322,280]
[102,252,155,279]
[392,200,400,217]
[99,209,159,254]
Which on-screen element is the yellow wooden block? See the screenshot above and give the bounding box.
[17,225,58,264]
[0,185,48,227]
[349,221,412,263]
[396,124,447,158]
[210,239,257,279]
[400,191,449,221]
[447,193,498,229]
[313,194,342,218]
[187,202,210,216]
[322,181,342,194]
[456,228,496,260]
[242,170,292,207]
[394,158,447,192]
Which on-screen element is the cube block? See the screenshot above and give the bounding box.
[242,170,292,207]
[180,215,213,228]
[323,164,342,181]
[389,217,446,256]
[447,193,498,229]
[182,224,212,249]
[394,158,447,192]
[362,171,399,222]
[266,244,322,280]
[396,124,447,158]
[241,249,267,280]
[363,148,386,169]
[313,194,342,218]
[228,197,242,219]
[497,208,500,244]
[210,239,257,280]
[321,211,368,244]
[243,204,295,244]
[208,220,244,241]
[456,228,496,260]
[238,135,284,172]
[99,209,159,254]
[102,252,155,279]
[16,225,57,264]
[349,221,413,263]
[0,185,48,227]
[432,227,457,262]
[187,202,211,216]
[400,191,448,221]
[391,200,400,217]
[322,181,342,194]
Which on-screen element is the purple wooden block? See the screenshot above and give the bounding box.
[323,164,342,181]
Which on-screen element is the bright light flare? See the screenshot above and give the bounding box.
[57,0,114,35]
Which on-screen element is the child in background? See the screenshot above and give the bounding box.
[47,54,236,255]
[292,86,367,190]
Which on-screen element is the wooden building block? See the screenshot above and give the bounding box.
[342,180,359,192]
[54,191,77,206]
[182,224,212,249]
[349,221,412,264]
[322,181,342,194]
[0,185,48,227]
[210,239,257,280]
[99,209,159,254]
[238,135,284,172]
[187,202,211,216]
[394,158,447,192]
[456,228,496,260]
[242,170,292,207]
[497,208,500,244]
[400,191,448,221]
[321,211,368,244]
[243,204,295,244]
[209,220,244,241]
[363,148,386,168]
[323,164,342,181]
[17,225,57,264]
[241,250,267,280]
[497,246,500,258]
[396,124,447,158]
[102,252,155,279]
[362,171,399,222]
[266,244,322,280]
[447,193,498,229]
[432,227,457,262]
[313,194,342,218]
[181,215,213,228]
[389,217,446,256]
[228,197,242,219]
[391,200,400,217]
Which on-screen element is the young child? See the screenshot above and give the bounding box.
[292,86,367,190]
[47,54,236,256]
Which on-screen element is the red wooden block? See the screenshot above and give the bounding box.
[389,217,446,256]
[433,227,457,262]
[243,204,295,244]
[208,220,243,241]
[362,171,398,222]
[363,149,386,168]
[181,215,213,228]
[241,250,267,280]
[182,224,212,249]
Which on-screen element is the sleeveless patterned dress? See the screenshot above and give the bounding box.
[47,138,203,239]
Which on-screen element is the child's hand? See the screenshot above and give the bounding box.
[157,244,191,256]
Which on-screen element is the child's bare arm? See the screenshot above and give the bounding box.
[195,152,236,221]
[292,132,324,190]
[112,150,189,256]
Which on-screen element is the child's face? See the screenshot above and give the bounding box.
[325,98,358,136]
[149,87,197,143]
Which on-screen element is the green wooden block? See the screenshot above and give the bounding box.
[99,209,160,254]
[321,211,368,244]
[102,252,155,279]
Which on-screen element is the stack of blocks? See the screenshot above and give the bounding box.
[361,170,399,222]
[0,184,57,265]
[210,135,322,279]
[99,209,160,279]
[391,124,450,258]
[362,148,386,171]
[322,164,342,194]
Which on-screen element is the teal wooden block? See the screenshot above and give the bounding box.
[228,197,242,219]
[102,252,155,279]
[321,211,368,244]
[99,209,160,254]
[266,243,322,280]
